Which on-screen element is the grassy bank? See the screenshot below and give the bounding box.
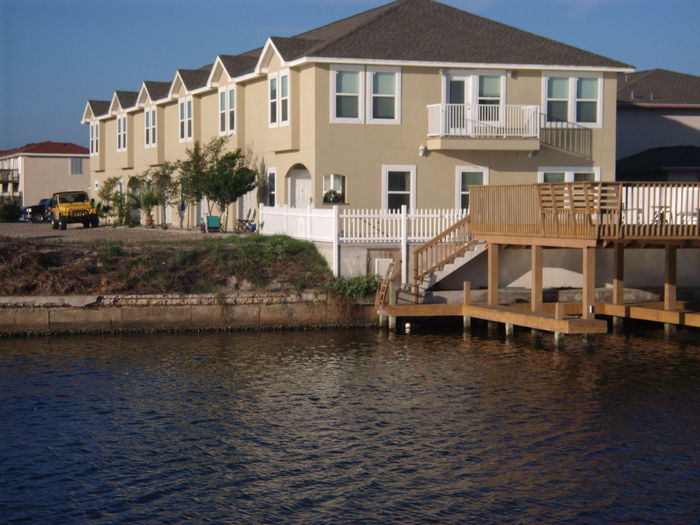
[0,234,336,296]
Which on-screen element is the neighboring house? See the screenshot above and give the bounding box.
[617,69,700,181]
[82,0,632,230]
[0,142,90,207]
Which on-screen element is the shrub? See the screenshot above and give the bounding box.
[0,201,22,222]
[326,274,380,300]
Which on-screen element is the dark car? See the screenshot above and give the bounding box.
[23,198,53,223]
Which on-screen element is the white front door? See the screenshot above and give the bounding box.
[289,168,312,207]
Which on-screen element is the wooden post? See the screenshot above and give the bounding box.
[462,281,471,331]
[554,302,565,320]
[664,245,677,311]
[612,243,624,305]
[531,245,543,312]
[582,246,596,320]
[488,243,499,306]
[388,283,397,332]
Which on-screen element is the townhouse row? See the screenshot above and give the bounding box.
[82,0,634,225]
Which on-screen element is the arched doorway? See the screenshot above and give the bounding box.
[288,166,312,208]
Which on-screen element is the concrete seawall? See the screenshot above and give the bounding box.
[0,292,376,336]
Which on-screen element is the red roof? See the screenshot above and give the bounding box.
[0,141,89,157]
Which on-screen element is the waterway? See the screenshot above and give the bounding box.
[1,325,700,523]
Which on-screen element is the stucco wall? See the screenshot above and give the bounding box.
[21,156,90,205]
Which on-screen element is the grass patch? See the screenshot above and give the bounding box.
[326,274,380,300]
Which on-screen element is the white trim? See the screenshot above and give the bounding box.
[537,166,602,183]
[116,114,127,152]
[366,66,401,125]
[542,71,604,128]
[0,152,90,160]
[382,164,416,210]
[330,64,365,124]
[267,70,290,128]
[144,106,157,148]
[206,56,234,87]
[178,96,193,142]
[255,38,287,74]
[454,165,490,209]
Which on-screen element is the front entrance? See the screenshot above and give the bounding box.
[289,168,312,207]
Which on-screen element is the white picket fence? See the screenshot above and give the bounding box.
[259,205,467,282]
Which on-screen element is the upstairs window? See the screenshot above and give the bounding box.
[368,67,400,124]
[179,98,192,141]
[219,87,235,134]
[145,107,156,147]
[116,115,127,152]
[70,158,83,175]
[543,73,602,127]
[331,65,401,125]
[478,76,501,122]
[333,66,362,122]
[89,123,99,155]
[268,72,289,127]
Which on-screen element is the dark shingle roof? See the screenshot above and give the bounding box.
[295,0,630,68]
[88,100,110,117]
[143,81,171,101]
[618,146,700,172]
[115,90,138,109]
[178,65,213,91]
[618,69,700,106]
[219,54,259,78]
[270,37,325,61]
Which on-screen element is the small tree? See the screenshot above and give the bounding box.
[203,150,257,231]
[97,176,127,225]
[127,173,160,228]
[150,161,179,225]
[178,137,228,224]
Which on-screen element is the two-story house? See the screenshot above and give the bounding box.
[0,141,90,207]
[82,0,632,228]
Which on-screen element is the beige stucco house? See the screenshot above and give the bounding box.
[0,141,90,207]
[82,0,633,230]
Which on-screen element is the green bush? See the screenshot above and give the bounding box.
[0,201,22,222]
[326,274,380,300]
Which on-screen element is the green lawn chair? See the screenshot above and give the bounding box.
[206,215,221,232]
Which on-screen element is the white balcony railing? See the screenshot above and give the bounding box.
[427,103,540,139]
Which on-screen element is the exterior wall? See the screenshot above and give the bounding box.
[20,156,91,205]
[617,107,700,159]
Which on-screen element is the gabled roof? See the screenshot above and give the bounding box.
[269,37,324,62]
[618,69,700,107]
[177,65,214,92]
[143,81,171,102]
[218,54,259,78]
[0,141,89,159]
[114,90,138,110]
[86,100,110,118]
[286,0,631,69]
[617,146,700,172]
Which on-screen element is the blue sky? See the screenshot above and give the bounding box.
[2,0,699,150]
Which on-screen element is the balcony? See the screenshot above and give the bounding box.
[427,103,540,151]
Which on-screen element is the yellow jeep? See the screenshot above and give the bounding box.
[50,191,99,230]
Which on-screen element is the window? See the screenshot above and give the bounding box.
[179,97,192,141]
[323,174,346,203]
[382,165,416,211]
[116,115,127,151]
[89,123,99,155]
[268,73,289,127]
[455,166,489,210]
[219,87,235,134]
[70,158,83,175]
[267,169,276,206]
[543,73,602,126]
[477,76,501,121]
[145,107,156,147]
[331,65,401,124]
[538,167,601,183]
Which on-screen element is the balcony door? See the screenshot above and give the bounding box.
[446,75,470,135]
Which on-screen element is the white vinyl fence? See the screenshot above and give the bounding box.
[259,205,467,282]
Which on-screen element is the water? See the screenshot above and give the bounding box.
[1,326,700,524]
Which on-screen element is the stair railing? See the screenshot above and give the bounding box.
[411,214,475,301]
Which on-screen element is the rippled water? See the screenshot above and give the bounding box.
[2,326,700,523]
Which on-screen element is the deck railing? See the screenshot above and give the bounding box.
[427,104,540,138]
[469,182,700,241]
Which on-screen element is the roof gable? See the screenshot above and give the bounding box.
[618,69,700,106]
[82,100,110,122]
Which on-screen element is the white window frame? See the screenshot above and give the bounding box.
[541,72,603,128]
[331,64,364,124]
[144,106,157,148]
[267,168,277,206]
[179,97,193,142]
[366,66,401,125]
[116,114,127,152]
[455,165,490,210]
[537,166,602,183]
[268,71,290,128]
[323,174,346,203]
[89,122,99,155]
[381,164,416,211]
[218,86,236,135]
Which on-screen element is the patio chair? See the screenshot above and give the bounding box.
[206,215,221,233]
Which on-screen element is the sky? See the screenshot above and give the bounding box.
[1,0,700,150]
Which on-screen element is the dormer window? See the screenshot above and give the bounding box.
[116,115,127,152]
[145,107,156,148]
[179,97,193,141]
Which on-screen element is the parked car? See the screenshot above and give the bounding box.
[50,191,99,229]
[23,198,53,223]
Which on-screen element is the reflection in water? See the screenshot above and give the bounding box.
[1,327,700,523]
